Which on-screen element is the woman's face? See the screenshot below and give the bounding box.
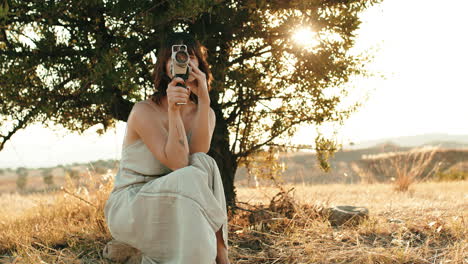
[165,52,199,83]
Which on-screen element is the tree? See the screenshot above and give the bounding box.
[42,167,54,187]
[0,0,382,208]
[65,167,80,181]
[15,166,28,190]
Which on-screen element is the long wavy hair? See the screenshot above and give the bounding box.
[150,32,214,106]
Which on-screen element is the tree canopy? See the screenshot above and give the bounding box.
[0,0,382,206]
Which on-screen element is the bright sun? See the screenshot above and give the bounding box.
[292,27,319,49]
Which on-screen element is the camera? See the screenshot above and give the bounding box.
[171,45,191,105]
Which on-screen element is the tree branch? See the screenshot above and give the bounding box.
[234,119,303,160]
[0,108,38,151]
[228,44,271,67]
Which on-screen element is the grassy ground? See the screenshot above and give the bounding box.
[0,171,466,264]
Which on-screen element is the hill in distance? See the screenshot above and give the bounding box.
[345,133,468,150]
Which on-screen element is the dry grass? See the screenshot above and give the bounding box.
[0,168,112,264]
[0,169,466,264]
[232,182,467,263]
[363,147,441,192]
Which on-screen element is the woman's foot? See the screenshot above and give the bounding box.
[215,244,230,264]
[215,227,230,264]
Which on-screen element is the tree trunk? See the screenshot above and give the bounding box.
[209,139,237,211]
[208,106,238,212]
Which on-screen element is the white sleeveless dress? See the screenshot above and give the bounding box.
[104,131,229,264]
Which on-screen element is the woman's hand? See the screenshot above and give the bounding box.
[188,60,209,101]
[167,77,190,112]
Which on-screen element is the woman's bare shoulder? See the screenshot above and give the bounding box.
[127,100,165,127]
[136,99,162,111]
[132,99,164,115]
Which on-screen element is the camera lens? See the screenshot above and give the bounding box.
[175,51,188,63]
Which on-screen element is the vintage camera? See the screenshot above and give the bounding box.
[171,44,191,105]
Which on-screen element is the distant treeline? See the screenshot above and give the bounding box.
[0,159,119,175]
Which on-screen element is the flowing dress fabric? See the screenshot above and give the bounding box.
[104,133,228,264]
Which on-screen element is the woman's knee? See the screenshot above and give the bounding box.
[191,152,217,166]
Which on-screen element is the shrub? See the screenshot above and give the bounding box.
[41,168,54,186]
[15,167,28,190]
[363,147,440,192]
[436,169,468,181]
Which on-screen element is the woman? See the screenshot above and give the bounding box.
[104,32,230,264]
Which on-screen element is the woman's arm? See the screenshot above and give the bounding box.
[130,74,192,170]
[165,108,190,168]
[189,99,216,154]
[186,59,215,154]
[130,102,189,171]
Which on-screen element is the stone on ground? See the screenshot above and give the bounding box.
[326,205,369,227]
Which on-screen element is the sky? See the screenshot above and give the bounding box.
[1,0,468,169]
[292,0,468,145]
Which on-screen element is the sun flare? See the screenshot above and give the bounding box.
[292,27,319,49]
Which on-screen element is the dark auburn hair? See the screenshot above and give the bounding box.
[150,32,214,105]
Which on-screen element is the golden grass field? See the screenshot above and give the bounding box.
[0,169,466,264]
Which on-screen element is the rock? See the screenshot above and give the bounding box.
[326,205,369,227]
[103,240,142,264]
